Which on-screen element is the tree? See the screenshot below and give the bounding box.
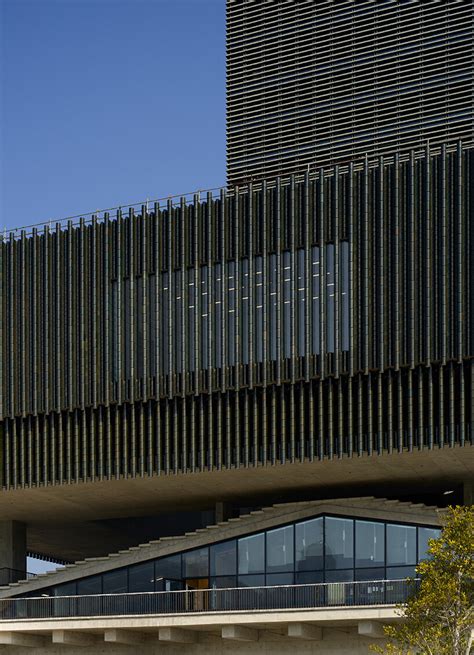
[371,505,474,655]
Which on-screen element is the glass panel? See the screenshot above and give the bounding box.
[270,253,277,360]
[53,582,77,597]
[155,554,182,581]
[214,262,222,369]
[283,251,291,358]
[297,248,305,356]
[355,520,385,568]
[325,570,354,583]
[160,271,169,375]
[102,568,128,594]
[326,243,335,353]
[210,540,237,577]
[183,548,208,578]
[241,258,249,364]
[77,576,102,595]
[266,572,294,586]
[165,579,184,591]
[211,576,237,589]
[325,517,354,569]
[227,261,236,366]
[238,533,265,574]
[174,269,182,373]
[312,246,320,354]
[128,561,155,592]
[354,568,385,582]
[266,525,294,573]
[255,256,263,362]
[418,527,440,561]
[200,266,208,370]
[295,570,324,585]
[387,524,416,565]
[238,574,265,587]
[386,566,416,580]
[187,269,195,371]
[295,517,323,572]
[341,241,350,351]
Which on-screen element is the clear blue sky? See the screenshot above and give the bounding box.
[0,0,226,233]
[1,0,225,573]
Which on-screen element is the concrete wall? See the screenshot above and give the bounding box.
[0,628,380,654]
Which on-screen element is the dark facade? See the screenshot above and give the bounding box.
[1,142,473,493]
[226,0,474,185]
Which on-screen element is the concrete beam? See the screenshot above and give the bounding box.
[0,632,46,648]
[358,621,386,639]
[222,625,259,641]
[52,630,98,646]
[287,623,322,640]
[159,627,198,643]
[104,628,147,645]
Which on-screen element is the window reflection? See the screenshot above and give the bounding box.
[295,517,323,572]
[387,525,416,566]
[266,525,294,573]
[238,533,265,574]
[355,520,385,568]
[418,527,440,561]
[325,518,354,569]
[210,540,237,577]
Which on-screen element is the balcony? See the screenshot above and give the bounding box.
[0,580,415,649]
[0,579,415,621]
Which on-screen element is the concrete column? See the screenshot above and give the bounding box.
[0,521,27,582]
[463,481,473,506]
[215,501,232,523]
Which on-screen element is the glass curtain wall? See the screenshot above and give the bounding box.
[110,244,350,380]
[47,516,439,598]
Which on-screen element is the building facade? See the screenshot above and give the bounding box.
[0,141,472,565]
[226,0,474,184]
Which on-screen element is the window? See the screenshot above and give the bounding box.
[325,517,354,570]
[266,525,294,573]
[387,525,416,566]
[325,569,354,583]
[128,561,154,592]
[418,527,440,561]
[238,533,265,574]
[77,576,102,595]
[183,548,208,579]
[295,517,323,572]
[355,520,385,568]
[102,568,127,594]
[266,572,294,586]
[156,554,182,581]
[210,540,237,577]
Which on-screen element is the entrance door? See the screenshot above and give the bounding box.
[185,578,209,611]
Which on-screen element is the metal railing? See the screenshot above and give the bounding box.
[0,579,418,621]
[0,569,36,587]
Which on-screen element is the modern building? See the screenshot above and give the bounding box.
[0,0,472,652]
[227,0,474,184]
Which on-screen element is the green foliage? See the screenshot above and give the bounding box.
[371,505,474,655]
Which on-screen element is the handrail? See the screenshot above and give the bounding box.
[0,579,419,620]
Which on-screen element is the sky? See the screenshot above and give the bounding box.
[0,0,226,234]
[1,0,225,573]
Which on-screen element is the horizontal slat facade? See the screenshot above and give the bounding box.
[0,143,473,488]
[226,0,474,185]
